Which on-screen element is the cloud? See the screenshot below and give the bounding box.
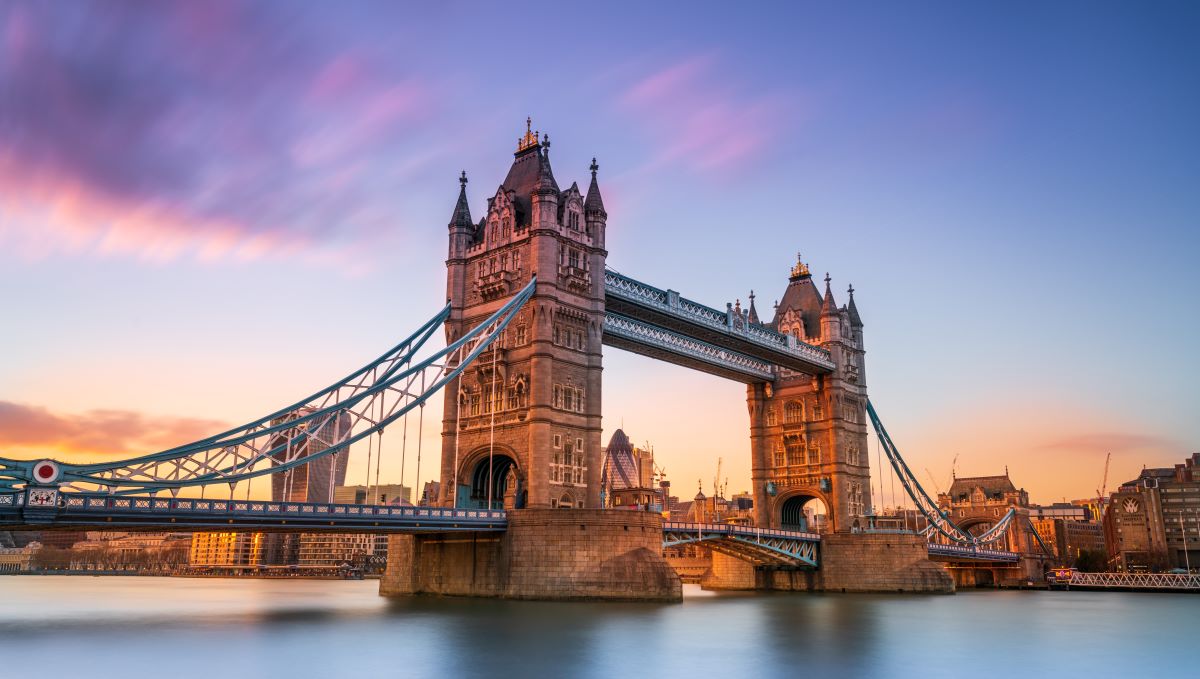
[0,1,439,266]
[0,401,227,460]
[1035,432,1178,454]
[616,55,786,176]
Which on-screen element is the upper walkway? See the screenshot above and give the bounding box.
[603,270,835,381]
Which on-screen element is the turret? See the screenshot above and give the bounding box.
[448,171,473,258]
[820,273,841,343]
[584,158,607,249]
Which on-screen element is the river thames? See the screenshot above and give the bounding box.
[1,577,1195,678]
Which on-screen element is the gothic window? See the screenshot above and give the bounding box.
[500,253,509,271]
[553,385,563,409]
[808,443,821,466]
[847,441,860,466]
[569,211,580,230]
[553,325,560,345]
[812,402,823,420]
[568,248,581,269]
[513,250,521,271]
[553,434,562,449]
[848,482,864,516]
[514,325,527,346]
[563,388,574,412]
[773,446,786,467]
[551,438,587,487]
[784,401,804,424]
[766,409,777,427]
[786,438,804,466]
[469,390,480,417]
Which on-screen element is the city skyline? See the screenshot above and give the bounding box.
[2,1,1198,505]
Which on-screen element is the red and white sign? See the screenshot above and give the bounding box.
[31,460,60,484]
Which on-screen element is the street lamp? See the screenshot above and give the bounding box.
[1178,512,1192,572]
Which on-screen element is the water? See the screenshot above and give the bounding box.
[0,577,1195,678]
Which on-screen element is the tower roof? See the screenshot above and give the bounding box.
[449,171,472,229]
[500,119,558,225]
[771,259,823,334]
[585,158,606,215]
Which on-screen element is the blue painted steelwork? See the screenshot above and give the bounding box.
[0,278,537,496]
[866,400,1016,547]
[0,490,505,533]
[927,543,1020,563]
[662,521,819,567]
[603,313,776,382]
[603,270,835,374]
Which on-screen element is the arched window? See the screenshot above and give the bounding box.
[784,401,804,424]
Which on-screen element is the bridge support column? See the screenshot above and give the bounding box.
[380,509,681,601]
[699,550,759,590]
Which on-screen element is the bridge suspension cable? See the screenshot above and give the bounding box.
[866,400,1016,546]
[0,278,537,496]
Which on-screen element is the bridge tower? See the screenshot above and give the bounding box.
[439,120,608,510]
[749,256,872,532]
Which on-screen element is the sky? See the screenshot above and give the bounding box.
[1,0,1197,507]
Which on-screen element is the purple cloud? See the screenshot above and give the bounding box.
[0,1,439,265]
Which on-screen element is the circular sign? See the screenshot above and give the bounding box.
[32,460,60,484]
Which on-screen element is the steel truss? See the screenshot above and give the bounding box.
[662,521,819,567]
[0,278,537,495]
[866,400,1015,547]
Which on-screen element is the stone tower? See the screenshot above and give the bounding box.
[439,120,607,510]
[748,255,872,532]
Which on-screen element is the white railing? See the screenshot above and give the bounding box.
[1069,571,1200,590]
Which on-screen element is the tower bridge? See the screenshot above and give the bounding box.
[0,123,1039,600]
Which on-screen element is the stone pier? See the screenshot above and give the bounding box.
[697,533,954,594]
[380,509,681,602]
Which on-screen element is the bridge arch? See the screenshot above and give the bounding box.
[774,490,829,533]
[457,446,522,510]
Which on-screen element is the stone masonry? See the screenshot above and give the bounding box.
[380,509,681,602]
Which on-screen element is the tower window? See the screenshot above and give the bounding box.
[784,401,804,424]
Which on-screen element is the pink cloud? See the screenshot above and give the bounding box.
[0,400,228,460]
[617,55,786,176]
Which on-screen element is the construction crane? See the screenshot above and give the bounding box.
[1095,452,1112,520]
[924,467,942,495]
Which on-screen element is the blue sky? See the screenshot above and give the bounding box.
[1,1,1197,503]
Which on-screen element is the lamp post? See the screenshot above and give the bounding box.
[1179,512,1192,572]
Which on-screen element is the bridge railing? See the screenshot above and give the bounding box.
[44,492,506,522]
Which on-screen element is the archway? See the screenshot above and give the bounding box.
[779,494,828,533]
[459,453,519,510]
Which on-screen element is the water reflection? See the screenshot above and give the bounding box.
[0,578,1196,678]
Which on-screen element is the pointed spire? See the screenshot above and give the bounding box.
[847,283,863,327]
[585,157,606,215]
[449,170,472,229]
[535,137,558,192]
[747,290,760,324]
[821,273,837,315]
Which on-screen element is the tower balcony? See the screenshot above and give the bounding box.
[558,264,592,293]
[477,270,514,301]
